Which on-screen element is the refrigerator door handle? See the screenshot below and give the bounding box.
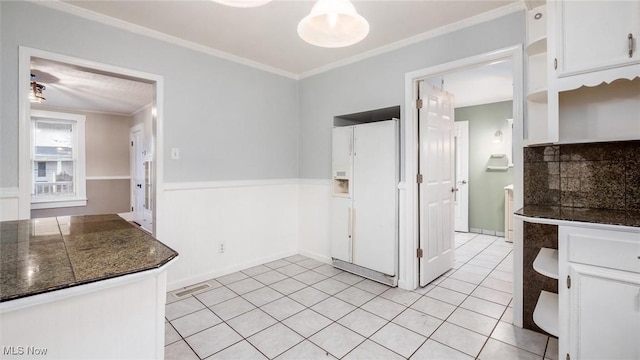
[347,207,353,262]
[351,208,356,263]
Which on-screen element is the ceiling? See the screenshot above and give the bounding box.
[61,0,526,77]
[31,57,154,115]
[431,59,513,108]
[30,0,525,114]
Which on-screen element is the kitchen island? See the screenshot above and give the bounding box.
[0,214,178,359]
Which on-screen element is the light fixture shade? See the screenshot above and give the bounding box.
[297,0,369,48]
[212,0,271,8]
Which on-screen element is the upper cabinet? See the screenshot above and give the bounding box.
[525,0,640,146]
[550,0,640,90]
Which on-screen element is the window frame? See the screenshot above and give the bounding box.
[30,110,87,209]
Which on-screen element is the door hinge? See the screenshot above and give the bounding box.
[131,206,134,211]
[567,275,571,289]
[554,58,558,70]
[416,98,423,109]
[417,174,423,184]
[131,141,134,146]
[417,248,423,258]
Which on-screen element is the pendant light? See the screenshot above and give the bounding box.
[212,0,271,8]
[297,0,369,48]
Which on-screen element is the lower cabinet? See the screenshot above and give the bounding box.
[558,226,640,360]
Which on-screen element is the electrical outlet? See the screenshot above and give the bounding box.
[218,242,225,254]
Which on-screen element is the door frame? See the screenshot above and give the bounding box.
[401,45,524,327]
[18,47,164,237]
[454,121,469,233]
[129,123,144,222]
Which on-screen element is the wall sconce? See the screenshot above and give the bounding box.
[493,130,503,143]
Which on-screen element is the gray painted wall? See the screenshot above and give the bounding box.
[297,11,525,180]
[455,101,514,233]
[1,1,298,187]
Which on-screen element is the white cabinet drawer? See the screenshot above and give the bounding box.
[561,226,640,274]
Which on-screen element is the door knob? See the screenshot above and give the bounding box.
[451,187,459,193]
[460,180,467,184]
[137,184,142,188]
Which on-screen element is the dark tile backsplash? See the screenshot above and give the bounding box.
[521,140,640,335]
[524,141,640,211]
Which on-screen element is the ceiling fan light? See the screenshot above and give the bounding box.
[297,0,369,48]
[212,0,272,8]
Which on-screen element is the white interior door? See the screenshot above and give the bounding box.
[418,81,456,287]
[130,126,144,225]
[454,121,469,232]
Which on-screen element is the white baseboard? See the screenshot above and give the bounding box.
[298,249,332,264]
[167,249,297,292]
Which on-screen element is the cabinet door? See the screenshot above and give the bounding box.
[567,263,640,360]
[554,0,640,78]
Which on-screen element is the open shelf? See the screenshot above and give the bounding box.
[527,88,548,103]
[533,290,559,337]
[526,37,547,56]
[533,247,559,279]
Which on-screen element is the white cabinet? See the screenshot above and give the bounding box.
[525,1,640,146]
[525,4,557,145]
[331,120,399,284]
[558,226,640,360]
[550,0,640,86]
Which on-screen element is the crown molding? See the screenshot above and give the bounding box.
[298,1,526,79]
[30,0,525,81]
[29,0,299,80]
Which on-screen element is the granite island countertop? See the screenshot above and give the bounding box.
[0,214,178,302]
[515,205,640,228]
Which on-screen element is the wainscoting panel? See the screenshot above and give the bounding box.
[159,180,300,291]
[0,188,20,221]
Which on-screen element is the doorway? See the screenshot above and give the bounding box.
[401,45,524,324]
[18,47,164,236]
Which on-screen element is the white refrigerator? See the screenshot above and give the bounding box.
[331,119,399,286]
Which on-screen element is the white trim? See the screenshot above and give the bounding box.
[298,2,525,79]
[30,0,298,80]
[0,258,177,314]
[167,251,293,292]
[18,47,164,236]
[163,178,301,191]
[30,198,88,210]
[298,178,332,186]
[32,104,134,118]
[28,0,524,80]
[86,176,131,181]
[403,46,524,326]
[0,188,20,198]
[131,103,153,117]
[30,110,87,211]
[514,214,640,234]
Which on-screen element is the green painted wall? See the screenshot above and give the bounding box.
[455,101,513,233]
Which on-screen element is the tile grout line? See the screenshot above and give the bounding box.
[167,234,537,360]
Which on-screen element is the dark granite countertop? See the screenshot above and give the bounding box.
[0,214,178,302]
[515,205,640,228]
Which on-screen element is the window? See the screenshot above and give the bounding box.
[30,110,86,209]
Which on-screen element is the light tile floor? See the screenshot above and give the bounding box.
[165,233,557,360]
